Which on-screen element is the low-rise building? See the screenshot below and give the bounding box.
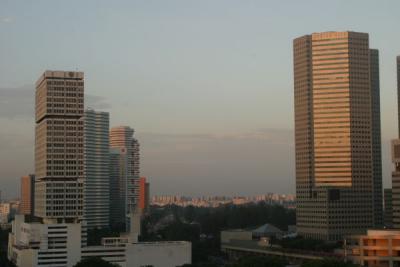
[344,229,400,267]
[8,213,191,267]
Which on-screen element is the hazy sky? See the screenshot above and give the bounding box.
[1,0,399,199]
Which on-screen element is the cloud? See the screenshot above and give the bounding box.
[0,85,111,119]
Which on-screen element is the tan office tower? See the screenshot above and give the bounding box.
[293,31,382,241]
[109,126,140,229]
[34,71,84,222]
[20,174,35,216]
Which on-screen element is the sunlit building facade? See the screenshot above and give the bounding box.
[293,31,382,240]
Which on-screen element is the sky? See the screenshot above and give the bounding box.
[0,0,400,199]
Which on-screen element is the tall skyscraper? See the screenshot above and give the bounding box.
[109,126,140,229]
[293,31,382,240]
[392,57,400,228]
[20,174,35,216]
[34,71,84,222]
[84,109,110,229]
[397,56,400,136]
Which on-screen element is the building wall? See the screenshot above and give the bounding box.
[392,140,400,228]
[84,109,110,229]
[109,148,128,228]
[370,49,383,228]
[385,189,393,228]
[294,32,381,241]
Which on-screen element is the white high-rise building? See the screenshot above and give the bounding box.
[84,109,110,229]
[34,71,84,222]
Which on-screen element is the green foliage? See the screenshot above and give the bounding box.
[73,257,120,267]
[144,203,295,265]
[301,259,359,267]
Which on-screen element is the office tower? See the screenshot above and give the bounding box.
[370,49,383,227]
[20,174,35,216]
[34,71,84,222]
[109,148,127,228]
[393,57,400,229]
[109,126,140,229]
[384,189,393,228]
[397,56,400,136]
[293,31,382,240]
[139,177,150,214]
[84,109,110,229]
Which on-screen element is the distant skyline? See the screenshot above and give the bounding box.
[1,0,400,199]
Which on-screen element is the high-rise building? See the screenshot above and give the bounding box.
[20,174,35,216]
[34,71,84,222]
[293,31,382,240]
[397,56,400,136]
[392,57,400,229]
[84,109,110,229]
[109,147,127,228]
[384,188,393,228]
[109,126,140,229]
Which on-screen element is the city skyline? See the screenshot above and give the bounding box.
[1,1,400,199]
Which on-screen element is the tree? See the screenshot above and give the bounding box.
[229,255,288,267]
[73,257,120,267]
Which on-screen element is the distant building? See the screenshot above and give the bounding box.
[0,203,11,224]
[109,126,140,230]
[84,109,110,229]
[384,189,393,228]
[293,31,382,241]
[139,177,150,214]
[20,175,35,216]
